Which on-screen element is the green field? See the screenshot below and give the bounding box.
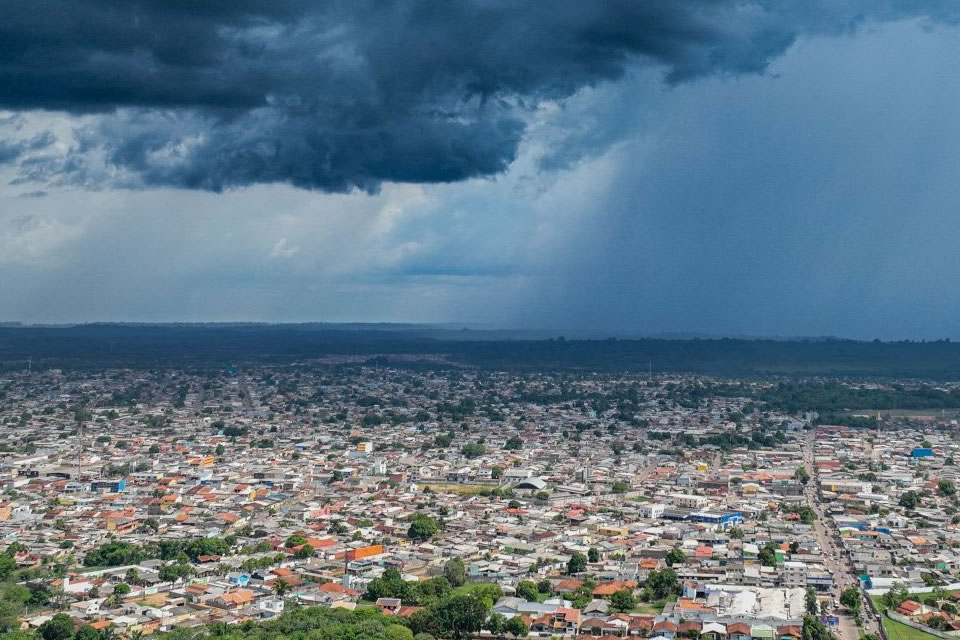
[882,616,942,640]
[451,582,503,597]
[872,592,960,613]
[632,595,677,614]
[868,593,958,640]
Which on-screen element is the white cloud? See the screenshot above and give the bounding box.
[268,238,300,259]
[0,211,83,266]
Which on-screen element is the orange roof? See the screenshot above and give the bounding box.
[319,582,360,597]
[592,580,635,596]
[675,598,715,612]
[630,617,654,630]
[898,600,922,614]
[581,617,609,629]
[554,579,583,591]
[555,607,580,623]
[307,536,336,548]
[220,589,254,604]
[319,582,349,593]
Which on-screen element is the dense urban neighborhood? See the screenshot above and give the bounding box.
[2,365,960,640]
[4,1,960,640]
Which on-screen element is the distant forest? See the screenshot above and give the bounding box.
[1,324,960,380]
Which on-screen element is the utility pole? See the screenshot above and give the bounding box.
[76,414,84,480]
[77,421,82,479]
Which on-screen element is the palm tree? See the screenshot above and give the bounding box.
[272,578,290,599]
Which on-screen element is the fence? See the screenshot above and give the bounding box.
[886,611,954,640]
[862,589,888,640]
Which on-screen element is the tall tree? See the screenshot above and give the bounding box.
[567,552,587,575]
[443,558,466,587]
[840,587,861,616]
[610,589,636,612]
[432,594,491,640]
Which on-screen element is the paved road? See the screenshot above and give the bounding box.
[239,374,256,413]
[802,431,883,640]
[838,613,861,640]
[193,378,206,410]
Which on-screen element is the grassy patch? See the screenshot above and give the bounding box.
[632,604,662,614]
[872,591,960,613]
[135,593,168,607]
[882,616,942,640]
[632,595,677,614]
[452,582,501,597]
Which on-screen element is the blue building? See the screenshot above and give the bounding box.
[228,573,250,586]
[911,447,934,457]
[691,511,743,528]
[662,509,742,528]
[91,479,126,492]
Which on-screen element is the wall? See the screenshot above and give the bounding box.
[887,612,953,640]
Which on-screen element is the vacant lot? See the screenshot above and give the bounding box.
[421,483,495,495]
[882,616,941,640]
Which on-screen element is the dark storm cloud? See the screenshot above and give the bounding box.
[2,1,958,191]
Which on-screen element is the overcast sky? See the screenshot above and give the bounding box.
[2,2,960,338]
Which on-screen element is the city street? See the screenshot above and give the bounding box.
[802,432,883,640]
